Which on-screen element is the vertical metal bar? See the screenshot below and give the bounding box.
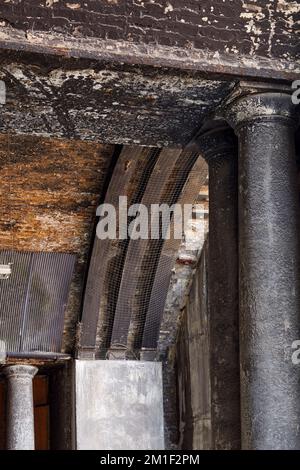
[18,253,34,352]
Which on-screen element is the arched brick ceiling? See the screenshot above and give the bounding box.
[80,145,160,354]
[0,132,208,359]
[142,157,208,351]
[80,145,208,358]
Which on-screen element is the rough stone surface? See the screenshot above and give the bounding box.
[75,360,164,450]
[3,365,38,450]
[0,56,234,147]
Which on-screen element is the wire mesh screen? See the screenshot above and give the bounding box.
[81,145,208,358]
[0,251,75,354]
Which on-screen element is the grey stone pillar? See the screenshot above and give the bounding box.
[3,365,38,450]
[197,126,240,449]
[226,92,300,449]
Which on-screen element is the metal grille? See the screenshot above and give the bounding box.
[0,251,75,354]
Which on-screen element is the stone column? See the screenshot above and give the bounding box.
[3,365,38,450]
[196,126,240,449]
[226,92,300,449]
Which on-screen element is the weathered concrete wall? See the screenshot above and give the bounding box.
[176,242,211,449]
[75,360,164,450]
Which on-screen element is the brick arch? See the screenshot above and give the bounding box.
[79,146,208,358]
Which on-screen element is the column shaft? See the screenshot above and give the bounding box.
[4,365,38,450]
[197,127,240,449]
[227,92,300,449]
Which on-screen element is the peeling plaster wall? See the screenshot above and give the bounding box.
[0,134,114,353]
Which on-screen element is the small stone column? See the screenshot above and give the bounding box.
[3,365,38,450]
[226,92,300,449]
[196,126,240,449]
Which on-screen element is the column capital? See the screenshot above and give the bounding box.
[225,92,299,131]
[3,364,38,380]
[194,125,237,164]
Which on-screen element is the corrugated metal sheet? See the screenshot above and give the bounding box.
[0,251,75,354]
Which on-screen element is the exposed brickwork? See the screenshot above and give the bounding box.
[0,133,114,353]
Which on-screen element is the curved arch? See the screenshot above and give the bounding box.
[110,148,183,351]
[142,154,208,350]
[79,145,159,357]
[80,145,208,358]
[111,149,206,355]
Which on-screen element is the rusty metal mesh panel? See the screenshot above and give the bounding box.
[0,251,75,354]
